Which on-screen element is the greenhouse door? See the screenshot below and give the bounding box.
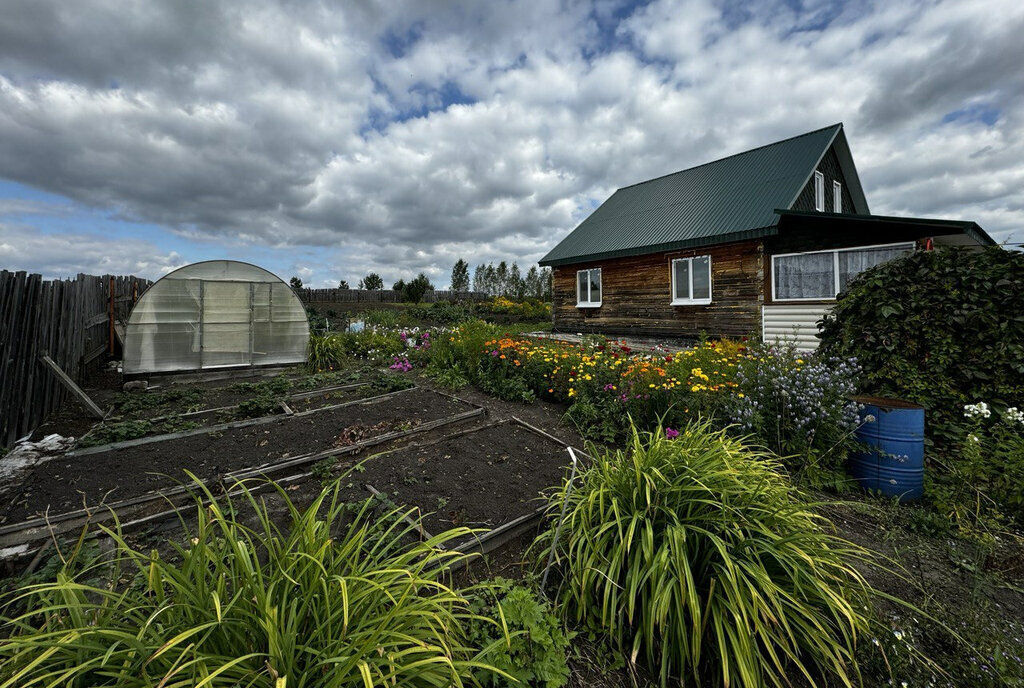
[200,281,253,369]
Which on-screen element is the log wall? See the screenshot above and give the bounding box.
[551,239,764,339]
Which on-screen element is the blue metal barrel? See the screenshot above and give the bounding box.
[847,396,924,502]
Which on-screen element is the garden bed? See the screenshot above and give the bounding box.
[78,376,415,447]
[321,419,576,549]
[0,387,479,526]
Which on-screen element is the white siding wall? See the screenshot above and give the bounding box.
[761,304,831,351]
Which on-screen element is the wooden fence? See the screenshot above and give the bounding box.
[298,288,490,304]
[0,271,148,449]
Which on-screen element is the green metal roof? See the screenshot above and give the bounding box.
[540,123,865,267]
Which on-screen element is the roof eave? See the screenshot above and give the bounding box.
[774,209,998,246]
[538,226,778,267]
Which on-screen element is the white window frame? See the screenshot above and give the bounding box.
[670,255,712,305]
[576,267,602,308]
[814,171,825,211]
[833,180,842,213]
[771,242,915,302]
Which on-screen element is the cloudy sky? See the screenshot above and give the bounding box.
[0,0,1021,287]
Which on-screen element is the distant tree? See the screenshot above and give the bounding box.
[496,261,508,296]
[289,276,303,290]
[484,264,497,296]
[402,273,434,303]
[508,262,523,299]
[473,264,486,292]
[524,265,540,299]
[541,267,553,301]
[450,259,470,292]
[392,278,406,293]
[338,279,350,289]
[359,272,384,290]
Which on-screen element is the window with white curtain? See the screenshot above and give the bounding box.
[671,255,712,304]
[814,171,825,211]
[576,267,601,307]
[837,245,913,291]
[772,243,914,301]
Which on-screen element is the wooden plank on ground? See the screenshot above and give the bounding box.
[39,354,105,418]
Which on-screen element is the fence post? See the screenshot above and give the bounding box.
[108,276,115,354]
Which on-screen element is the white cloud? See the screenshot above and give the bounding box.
[0,223,184,278]
[0,0,1021,283]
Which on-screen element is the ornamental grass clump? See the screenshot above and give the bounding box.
[541,421,875,687]
[0,479,499,688]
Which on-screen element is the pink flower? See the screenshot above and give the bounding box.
[665,427,680,439]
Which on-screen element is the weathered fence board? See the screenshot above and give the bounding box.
[0,271,149,448]
[297,288,489,304]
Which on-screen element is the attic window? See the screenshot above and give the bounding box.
[576,268,601,307]
[833,181,842,213]
[671,255,712,305]
[814,171,825,211]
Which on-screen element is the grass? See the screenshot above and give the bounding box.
[0,477,504,687]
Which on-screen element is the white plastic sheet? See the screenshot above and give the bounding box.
[123,261,309,374]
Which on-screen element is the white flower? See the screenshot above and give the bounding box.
[864,414,876,424]
[968,434,980,443]
[1003,407,1024,425]
[964,402,991,419]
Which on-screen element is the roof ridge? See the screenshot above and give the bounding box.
[617,123,843,191]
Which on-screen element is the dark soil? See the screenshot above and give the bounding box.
[2,387,475,524]
[412,372,582,448]
[330,422,574,543]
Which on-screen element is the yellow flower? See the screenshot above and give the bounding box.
[568,388,576,397]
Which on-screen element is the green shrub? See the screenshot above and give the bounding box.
[477,297,551,320]
[819,247,1024,449]
[0,479,497,687]
[819,247,1024,524]
[466,579,573,687]
[540,421,874,687]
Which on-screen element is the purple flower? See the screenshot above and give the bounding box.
[666,428,680,439]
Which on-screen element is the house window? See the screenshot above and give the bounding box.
[576,268,601,307]
[833,180,842,213]
[671,255,712,305]
[814,171,825,211]
[772,243,914,301]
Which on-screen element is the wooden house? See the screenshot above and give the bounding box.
[538,123,996,348]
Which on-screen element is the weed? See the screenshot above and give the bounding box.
[78,420,153,447]
[311,457,337,485]
[466,578,572,688]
